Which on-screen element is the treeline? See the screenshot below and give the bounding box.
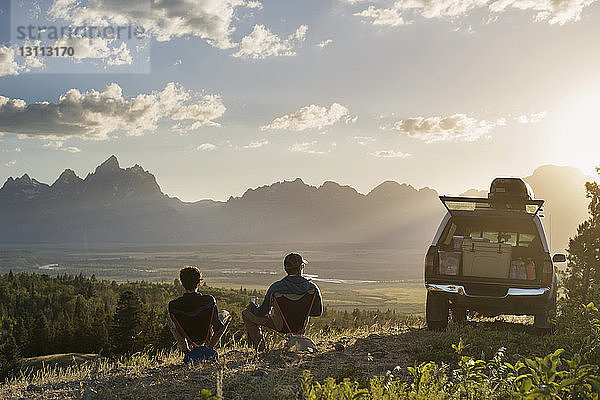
[0,272,254,378]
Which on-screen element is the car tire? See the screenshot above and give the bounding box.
[535,280,557,335]
[534,313,553,335]
[451,306,467,324]
[426,292,449,331]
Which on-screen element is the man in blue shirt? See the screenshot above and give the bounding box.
[242,253,323,350]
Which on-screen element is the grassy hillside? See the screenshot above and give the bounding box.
[1,305,599,399]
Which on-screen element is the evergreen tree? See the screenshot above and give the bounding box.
[113,290,144,354]
[563,168,600,304]
[29,313,50,356]
[0,334,22,380]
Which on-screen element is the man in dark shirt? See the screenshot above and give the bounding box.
[168,266,230,352]
[242,253,323,350]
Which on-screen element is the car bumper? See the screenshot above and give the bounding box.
[426,283,553,315]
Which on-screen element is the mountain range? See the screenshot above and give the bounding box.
[0,156,591,251]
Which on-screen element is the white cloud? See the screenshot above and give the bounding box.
[0,82,226,139]
[354,136,376,145]
[0,46,19,77]
[354,6,407,26]
[352,0,596,26]
[289,141,328,154]
[390,113,497,142]
[232,24,308,59]
[43,140,82,152]
[243,139,269,148]
[489,0,597,25]
[371,150,412,158]
[317,39,333,48]
[53,36,133,66]
[262,103,355,131]
[245,1,263,9]
[516,111,547,124]
[5,160,16,167]
[48,0,254,49]
[197,143,217,151]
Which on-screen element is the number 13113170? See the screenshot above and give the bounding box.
[19,46,75,57]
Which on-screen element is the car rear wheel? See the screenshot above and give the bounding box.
[534,312,553,335]
[426,292,449,331]
[451,306,467,324]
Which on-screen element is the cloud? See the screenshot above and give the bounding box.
[197,143,217,151]
[5,160,16,167]
[289,141,329,154]
[48,0,255,49]
[390,113,497,142]
[2,147,22,153]
[354,136,376,145]
[489,0,597,25]
[243,139,269,148]
[261,103,355,131]
[0,46,19,77]
[232,24,308,59]
[317,39,333,48]
[0,82,226,139]
[42,140,81,152]
[0,45,47,77]
[371,150,412,158]
[245,1,263,9]
[351,0,596,26]
[516,111,547,124]
[354,6,407,26]
[53,36,133,66]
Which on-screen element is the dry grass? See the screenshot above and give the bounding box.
[0,316,569,400]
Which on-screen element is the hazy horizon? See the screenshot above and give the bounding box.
[0,155,593,203]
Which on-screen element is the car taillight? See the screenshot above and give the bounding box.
[425,246,438,278]
[542,259,553,285]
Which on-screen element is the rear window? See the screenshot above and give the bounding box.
[440,216,540,248]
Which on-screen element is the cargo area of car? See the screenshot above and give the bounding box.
[433,215,546,284]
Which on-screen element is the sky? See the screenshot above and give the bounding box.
[0,0,599,201]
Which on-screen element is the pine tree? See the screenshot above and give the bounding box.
[113,290,144,354]
[563,168,600,304]
[0,333,22,380]
[29,313,51,356]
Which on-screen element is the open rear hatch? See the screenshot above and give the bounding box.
[439,196,544,217]
[433,195,546,284]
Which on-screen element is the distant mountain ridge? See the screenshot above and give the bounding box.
[0,156,443,245]
[0,157,590,250]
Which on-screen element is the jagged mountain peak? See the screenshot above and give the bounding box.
[52,169,82,186]
[94,155,121,174]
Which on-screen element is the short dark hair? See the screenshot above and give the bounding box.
[180,266,202,291]
[284,253,305,275]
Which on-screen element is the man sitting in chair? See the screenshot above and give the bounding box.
[242,253,323,350]
[168,266,231,353]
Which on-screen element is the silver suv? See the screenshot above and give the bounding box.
[424,177,566,332]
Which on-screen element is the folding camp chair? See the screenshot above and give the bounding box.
[170,301,229,349]
[269,289,317,337]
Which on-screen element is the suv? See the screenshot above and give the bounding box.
[424,177,566,331]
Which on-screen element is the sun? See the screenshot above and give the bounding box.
[556,89,600,174]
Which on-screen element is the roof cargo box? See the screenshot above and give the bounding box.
[462,238,512,279]
[489,178,534,200]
